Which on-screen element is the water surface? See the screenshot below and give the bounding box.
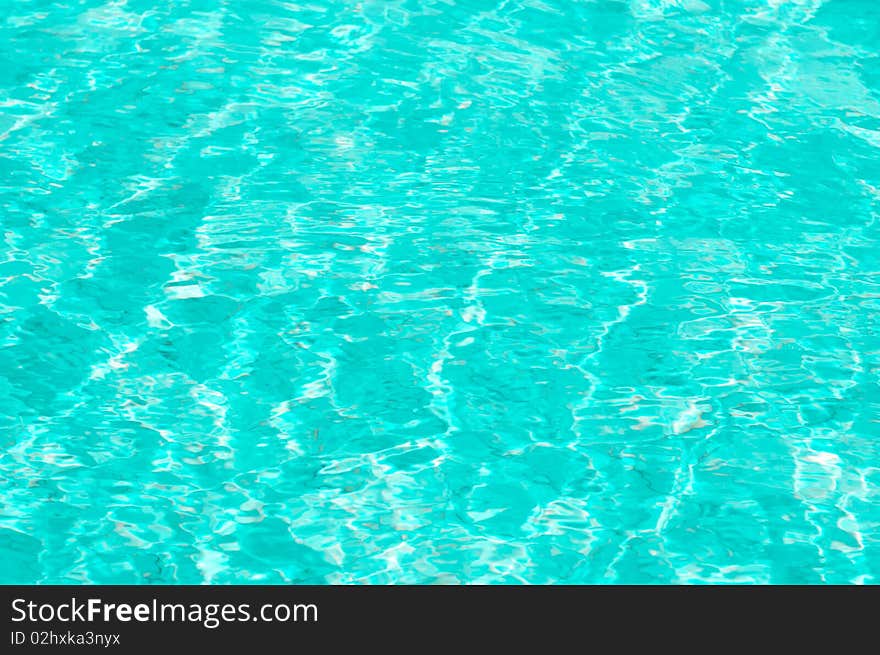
[1,0,879,583]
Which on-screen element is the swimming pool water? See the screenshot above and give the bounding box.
[1,0,879,584]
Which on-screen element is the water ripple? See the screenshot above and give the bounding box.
[1,0,879,584]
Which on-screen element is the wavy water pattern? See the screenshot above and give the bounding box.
[1,0,879,583]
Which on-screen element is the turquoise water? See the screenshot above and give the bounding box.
[1,0,879,584]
